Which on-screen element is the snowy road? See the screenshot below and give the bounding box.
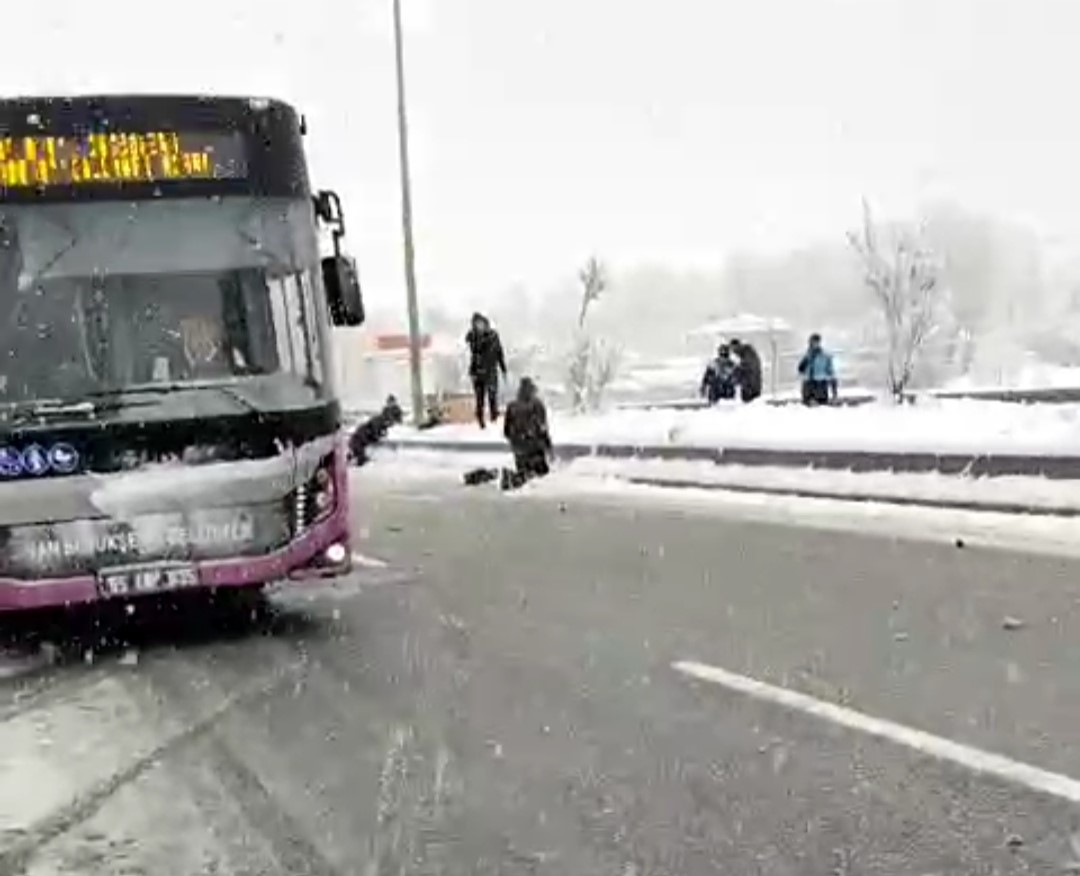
[5,469,1080,873]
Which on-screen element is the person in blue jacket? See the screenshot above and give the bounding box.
[797,333,838,406]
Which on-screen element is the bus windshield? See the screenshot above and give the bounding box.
[0,197,328,409]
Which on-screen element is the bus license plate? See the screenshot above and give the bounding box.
[98,565,200,598]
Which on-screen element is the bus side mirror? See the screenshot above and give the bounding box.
[323,255,365,327]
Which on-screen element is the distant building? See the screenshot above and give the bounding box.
[332,327,464,413]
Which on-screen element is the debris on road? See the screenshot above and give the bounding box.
[1002,616,1025,631]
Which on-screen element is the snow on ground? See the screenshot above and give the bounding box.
[0,656,305,855]
[945,362,1080,393]
[366,448,1080,513]
[389,397,1080,456]
[566,457,1080,512]
[0,676,179,838]
[355,454,1080,562]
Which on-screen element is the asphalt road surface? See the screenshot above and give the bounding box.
[5,468,1080,875]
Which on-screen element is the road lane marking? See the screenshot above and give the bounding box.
[673,659,1080,803]
[352,552,389,568]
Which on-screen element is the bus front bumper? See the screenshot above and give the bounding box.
[0,503,352,613]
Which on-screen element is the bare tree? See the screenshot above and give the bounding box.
[566,256,621,412]
[566,334,592,412]
[577,256,607,328]
[848,200,941,399]
[585,337,622,410]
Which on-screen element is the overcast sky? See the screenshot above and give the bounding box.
[5,0,1080,315]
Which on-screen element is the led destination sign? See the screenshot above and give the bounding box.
[0,130,247,188]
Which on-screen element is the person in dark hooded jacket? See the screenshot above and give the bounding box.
[465,312,507,428]
[729,338,763,403]
[502,377,553,489]
[348,395,404,465]
[700,344,737,404]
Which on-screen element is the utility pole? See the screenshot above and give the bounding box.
[393,0,425,425]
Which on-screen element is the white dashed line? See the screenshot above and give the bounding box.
[351,552,389,569]
[674,659,1080,804]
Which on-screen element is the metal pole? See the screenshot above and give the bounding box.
[393,0,425,426]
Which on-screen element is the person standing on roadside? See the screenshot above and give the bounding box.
[798,332,838,406]
[729,338,763,403]
[465,312,507,428]
[700,344,738,404]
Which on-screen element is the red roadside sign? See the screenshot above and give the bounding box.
[374,333,432,351]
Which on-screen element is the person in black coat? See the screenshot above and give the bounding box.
[729,338,763,403]
[502,377,553,489]
[465,312,507,428]
[700,344,738,404]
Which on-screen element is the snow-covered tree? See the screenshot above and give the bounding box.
[576,256,607,329]
[848,200,942,399]
[566,256,621,412]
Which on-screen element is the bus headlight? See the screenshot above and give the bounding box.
[312,462,336,520]
[290,455,339,536]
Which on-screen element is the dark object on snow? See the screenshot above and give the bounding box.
[348,396,404,465]
[503,377,553,488]
[417,397,445,430]
[463,467,500,486]
[465,313,508,428]
[700,345,738,404]
[729,339,762,403]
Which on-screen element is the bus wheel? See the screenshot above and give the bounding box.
[213,587,269,626]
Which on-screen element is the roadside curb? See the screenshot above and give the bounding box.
[622,477,1080,518]
[382,439,1080,480]
[375,440,1080,517]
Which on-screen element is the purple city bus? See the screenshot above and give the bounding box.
[0,94,364,612]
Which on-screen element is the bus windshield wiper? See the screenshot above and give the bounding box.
[0,398,105,426]
[82,381,261,415]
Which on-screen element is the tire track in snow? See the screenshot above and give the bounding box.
[0,657,307,875]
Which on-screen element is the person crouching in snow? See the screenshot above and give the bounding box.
[348,395,404,466]
[502,377,553,489]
